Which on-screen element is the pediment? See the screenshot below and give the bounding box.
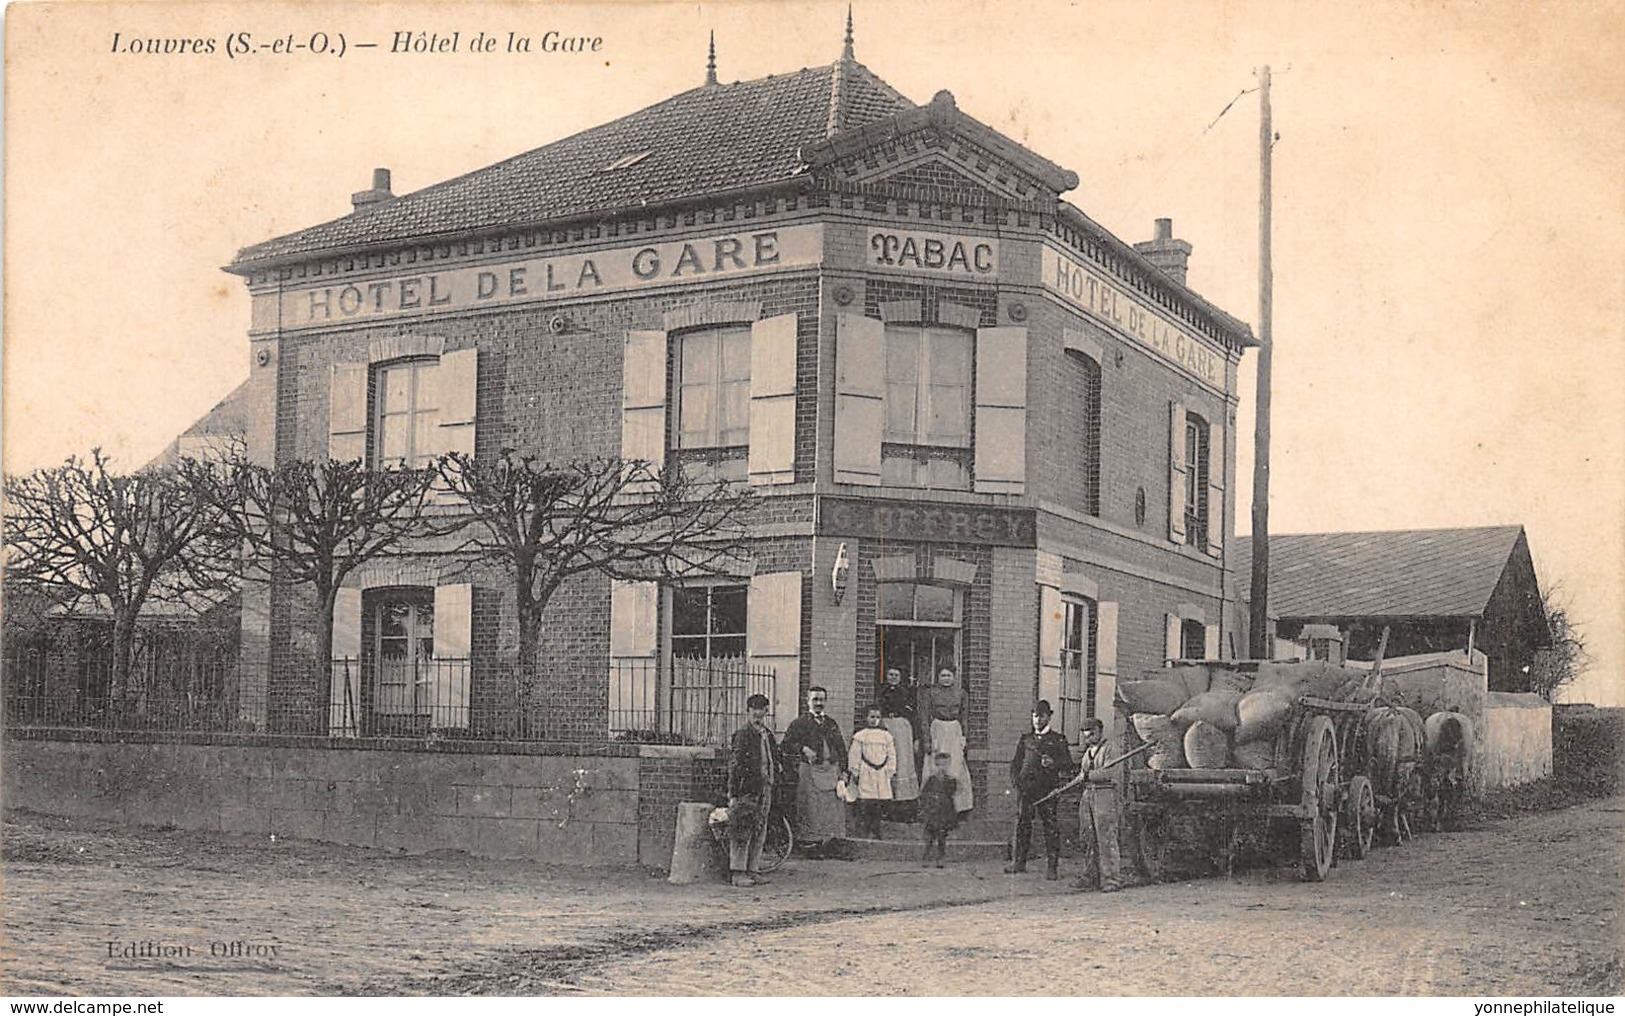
[804,90,1078,208]
[816,135,1050,205]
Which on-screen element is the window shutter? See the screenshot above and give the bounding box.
[433,583,473,730]
[974,326,1028,494]
[748,313,797,485]
[1206,421,1224,557]
[329,363,369,463]
[1164,613,1182,662]
[1204,622,1221,660]
[1095,601,1119,734]
[329,588,363,737]
[608,579,658,732]
[1038,584,1063,713]
[748,571,802,732]
[1168,400,1187,543]
[621,330,668,472]
[834,313,885,485]
[437,349,478,458]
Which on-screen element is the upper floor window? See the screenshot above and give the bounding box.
[882,325,971,489]
[374,359,441,470]
[1064,350,1102,516]
[674,325,751,483]
[1184,413,1210,547]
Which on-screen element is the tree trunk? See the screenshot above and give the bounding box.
[515,592,540,739]
[110,610,136,726]
[316,582,337,736]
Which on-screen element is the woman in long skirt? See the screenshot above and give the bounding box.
[877,667,920,804]
[918,667,973,815]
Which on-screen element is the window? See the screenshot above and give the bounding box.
[877,582,962,690]
[674,325,751,482]
[882,325,972,489]
[1059,598,1096,744]
[1184,413,1210,547]
[374,359,441,469]
[671,584,747,661]
[372,590,435,718]
[1064,351,1102,516]
[1180,618,1206,661]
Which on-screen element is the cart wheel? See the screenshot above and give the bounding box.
[1134,814,1168,883]
[1298,715,1339,882]
[1340,774,1376,860]
[757,813,794,873]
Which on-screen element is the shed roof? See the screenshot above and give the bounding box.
[1233,526,1527,619]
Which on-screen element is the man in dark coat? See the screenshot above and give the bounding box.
[1005,699,1073,880]
[727,693,780,887]
[780,686,848,856]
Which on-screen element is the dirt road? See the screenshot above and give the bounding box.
[4,796,1619,996]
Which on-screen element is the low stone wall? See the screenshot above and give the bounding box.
[2,732,725,868]
[1480,692,1553,789]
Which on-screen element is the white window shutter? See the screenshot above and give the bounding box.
[1095,601,1120,733]
[438,349,478,458]
[433,583,473,729]
[834,313,885,485]
[748,571,802,732]
[1168,400,1188,543]
[621,330,668,471]
[329,363,369,463]
[748,313,797,485]
[1206,421,1225,557]
[1037,584,1063,712]
[1204,622,1221,661]
[608,579,659,733]
[1165,613,1182,662]
[329,587,363,737]
[974,326,1028,494]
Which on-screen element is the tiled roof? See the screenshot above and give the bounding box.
[1233,525,1527,619]
[146,379,250,470]
[233,60,913,267]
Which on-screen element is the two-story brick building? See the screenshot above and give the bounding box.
[224,36,1256,823]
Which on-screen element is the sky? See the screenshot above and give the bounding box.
[6,0,1623,705]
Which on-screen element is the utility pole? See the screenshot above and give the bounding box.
[1248,65,1274,661]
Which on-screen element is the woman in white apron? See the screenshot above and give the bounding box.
[917,667,973,815]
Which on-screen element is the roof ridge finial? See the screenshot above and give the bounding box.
[842,5,854,62]
[705,30,717,86]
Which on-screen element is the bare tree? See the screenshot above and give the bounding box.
[1528,585,1591,702]
[437,452,752,735]
[3,450,233,712]
[186,456,442,726]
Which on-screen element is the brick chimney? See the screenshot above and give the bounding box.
[1133,217,1192,287]
[351,168,394,210]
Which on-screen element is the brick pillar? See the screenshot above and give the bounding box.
[985,545,1037,825]
[809,535,857,736]
[236,307,283,731]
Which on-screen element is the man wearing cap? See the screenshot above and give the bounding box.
[1005,699,1073,880]
[727,693,780,887]
[1072,716,1126,892]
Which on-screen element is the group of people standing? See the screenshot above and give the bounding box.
[724,667,976,885]
[724,676,1126,892]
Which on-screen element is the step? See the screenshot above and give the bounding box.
[841,834,1010,863]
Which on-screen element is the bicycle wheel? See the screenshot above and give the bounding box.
[758,813,793,873]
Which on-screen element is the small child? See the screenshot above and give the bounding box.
[918,750,960,867]
[848,707,897,839]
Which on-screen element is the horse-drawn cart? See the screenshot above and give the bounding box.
[1119,661,1388,882]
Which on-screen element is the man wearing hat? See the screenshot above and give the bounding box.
[1005,699,1073,880]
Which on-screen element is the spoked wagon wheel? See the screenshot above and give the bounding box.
[1340,774,1377,860]
[757,813,794,873]
[1298,715,1340,882]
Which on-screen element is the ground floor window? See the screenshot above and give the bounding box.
[876,582,962,688]
[371,589,435,720]
[1180,617,1206,661]
[670,584,747,661]
[1059,597,1097,744]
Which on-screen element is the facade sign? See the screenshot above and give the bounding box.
[270,224,824,330]
[1041,244,1225,388]
[868,228,997,277]
[819,496,1036,548]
